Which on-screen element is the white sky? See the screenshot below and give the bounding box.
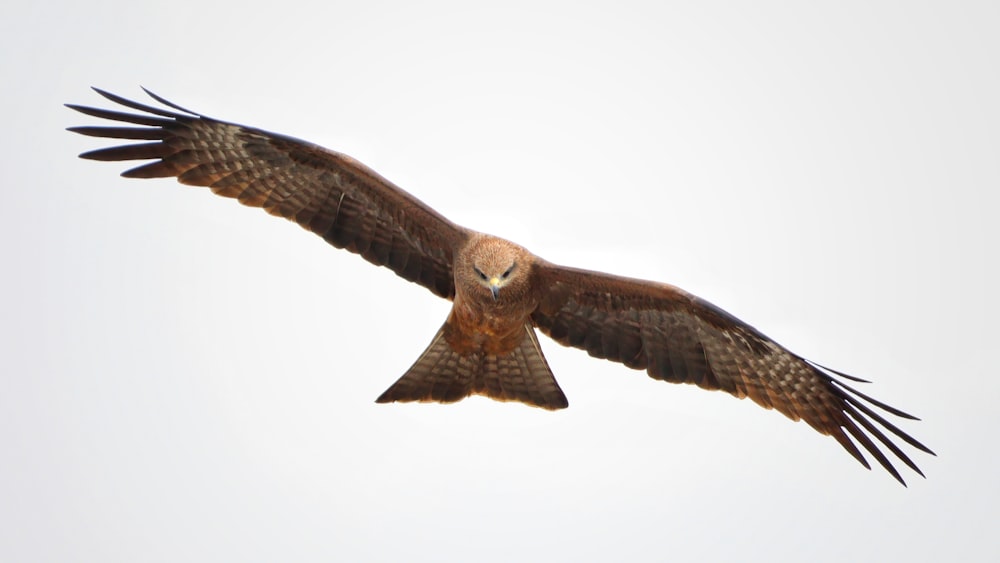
[3,1,998,561]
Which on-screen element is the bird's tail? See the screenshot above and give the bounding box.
[375,323,568,410]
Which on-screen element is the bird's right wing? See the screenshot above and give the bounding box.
[68,88,467,299]
[531,262,934,485]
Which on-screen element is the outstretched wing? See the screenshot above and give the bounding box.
[67,88,467,299]
[532,263,934,485]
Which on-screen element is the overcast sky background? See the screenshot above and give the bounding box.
[2,1,998,561]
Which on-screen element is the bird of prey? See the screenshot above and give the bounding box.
[68,87,934,485]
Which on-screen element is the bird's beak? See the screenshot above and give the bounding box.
[489,277,500,301]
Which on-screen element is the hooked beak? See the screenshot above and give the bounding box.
[489,277,500,300]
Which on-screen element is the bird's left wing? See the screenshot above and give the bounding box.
[531,262,934,485]
[68,88,467,299]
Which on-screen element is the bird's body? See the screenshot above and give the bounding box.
[379,234,569,409]
[451,235,538,354]
[68,88,934,484]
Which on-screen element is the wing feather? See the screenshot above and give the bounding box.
[68,88,467,298]
[532,263,934,485]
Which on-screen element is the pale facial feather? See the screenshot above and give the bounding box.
[456,235,534,308]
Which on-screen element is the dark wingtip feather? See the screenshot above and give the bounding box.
[842,419,908,486]
[844,404,926,478]
[802,356,924,420]
[803,358,872,383]
[67,125,167,140]
[831,377,922,421]
[65,103,96,115]
[141,86,202,116]
[831,428,872,471]
[79,142,169,162]
[791,353,932,484]
[842,393,937,456]
[66,103,172,127]
[88,87,190,119]
[121,160,181,179]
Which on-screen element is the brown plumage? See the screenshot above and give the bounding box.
[67,88,934,485]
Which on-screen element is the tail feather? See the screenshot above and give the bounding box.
[376,323,568,410]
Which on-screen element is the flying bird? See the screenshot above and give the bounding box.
[67,88,934,485]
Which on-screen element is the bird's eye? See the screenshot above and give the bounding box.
[474,267,488,281]
[501,264,515,279]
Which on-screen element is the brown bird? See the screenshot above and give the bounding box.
[67,87,934,485]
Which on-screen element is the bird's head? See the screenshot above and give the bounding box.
[458,235,532,305]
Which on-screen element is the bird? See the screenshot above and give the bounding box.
[67,87,934,485]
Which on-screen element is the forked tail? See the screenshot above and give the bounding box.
[376,323,568,410]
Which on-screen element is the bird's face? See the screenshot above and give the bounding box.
[472,256,518,301]
[459,235,530,305]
